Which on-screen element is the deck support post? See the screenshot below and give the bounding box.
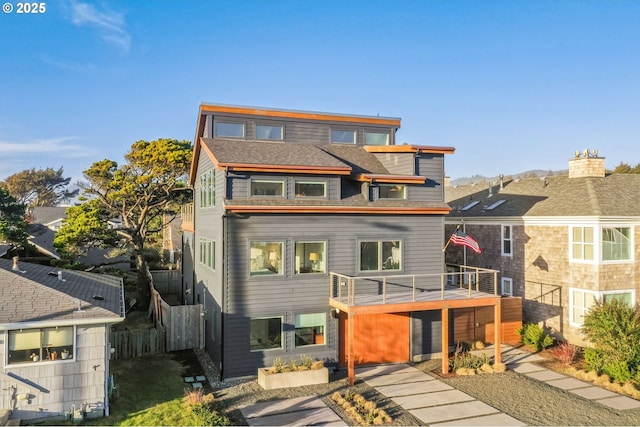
[348,312,355,386]
[494,300,502,365]
[441,307,449,374]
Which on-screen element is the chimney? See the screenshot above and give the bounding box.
[444,176,451,187]
[569,149,605,178]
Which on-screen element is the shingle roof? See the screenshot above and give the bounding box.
[446,174,640,217]
[0,258,124,326]
[203,139,351,170]
[29,206,68,225]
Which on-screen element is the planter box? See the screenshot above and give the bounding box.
[257,367,329,390]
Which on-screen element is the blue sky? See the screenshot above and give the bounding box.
[1,0,639,185]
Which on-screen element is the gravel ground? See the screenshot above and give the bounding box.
[194,349,640,426]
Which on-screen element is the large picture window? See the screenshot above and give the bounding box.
[8,326,74,364]
[602,227,631,261]
[571,226,594,261]
[295,241,326,274]
[360,241,401,271]
[250,242,283,275]
[570,288,635,326]
[250,317,282,351]
[295,313,325,347]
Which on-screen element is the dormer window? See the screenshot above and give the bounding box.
[295,181,326,198]
[256,125,284,140]
[331,130,356,144]
[365,131,389,146]
[251,180,284,197]
[215,122,245,138]
[379,184,406,199]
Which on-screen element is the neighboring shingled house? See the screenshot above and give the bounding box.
[182,103,511,383]
[27,207,129,269]
[445,150,640,345]
[0,257,125,423]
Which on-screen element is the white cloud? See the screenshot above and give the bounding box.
[69,1,131,51]
[0,137,97,159]
[39,56,97,73]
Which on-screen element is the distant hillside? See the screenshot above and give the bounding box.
[450,169,567,186]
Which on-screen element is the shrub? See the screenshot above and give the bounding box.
[582,299,640,383]
[183,389,229,426]
[331,390,392,426]
[449,351,490,372]
[552,341,579,365]
[516,323,554,351]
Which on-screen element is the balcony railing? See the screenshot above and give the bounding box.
[330,265,499,307]
[181,203,194,231]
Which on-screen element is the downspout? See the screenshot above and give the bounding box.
[220,213,227,381]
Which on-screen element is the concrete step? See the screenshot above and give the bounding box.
[0,409,10,426]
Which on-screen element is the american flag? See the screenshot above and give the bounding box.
[450,230,482,253]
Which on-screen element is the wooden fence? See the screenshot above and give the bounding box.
[160,302,203,351]
[110,325,166,360]
[150,270,181,295]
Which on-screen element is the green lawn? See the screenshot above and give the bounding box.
[87,353,207,426]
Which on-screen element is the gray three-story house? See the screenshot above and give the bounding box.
[182,103,507,382]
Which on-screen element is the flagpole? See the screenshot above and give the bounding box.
[442,224,461,252]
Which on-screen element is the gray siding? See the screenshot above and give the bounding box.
[221,214,445,378]
[372,153,415,175]
[192,151,226,370]
[228,173,340,200]
[210,113,394,146]
[410,154,445,202]
[411,311,454,361]
[0,325,110,421]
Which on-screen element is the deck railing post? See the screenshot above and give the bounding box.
[441,274,445,300]
[382,277,387,303]
[412,275,416,302]
[494,270,498,295]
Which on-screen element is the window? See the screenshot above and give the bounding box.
[250,317,282,351]
[570,288,635,326]
[251,180,284,197]
[501,277,513,296]
[295,241,326,274]
[199,170,215,208]
[8,326,74,364]
[365,132,389,146]
[199,238,215,271]
[570,289,597,326]
[502,225,512,256]
[215,122,244,138]
[295,313,326,347]
[571,226,594,261]
[250,242,283,275]
[602,227,631,261]
[379,184,406,199]
[331,130,356,144]
[360,241,401,271]
[256,125,284,140]
[295,181,326,198]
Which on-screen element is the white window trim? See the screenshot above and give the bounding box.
[601,226,634,264]
[501,277,513,296]
[569,288,636,327]
[501,224,512,257]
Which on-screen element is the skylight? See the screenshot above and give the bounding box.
[461,201,480,211]
[485,200,506,210]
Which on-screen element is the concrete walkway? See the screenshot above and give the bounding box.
[238,345,640,425]
[498,346,640,411]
